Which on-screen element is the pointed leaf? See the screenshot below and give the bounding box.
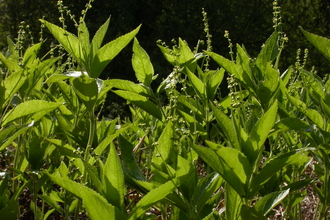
[288,95,324,128]
[192,144,246,196]
[132,38,154,86]
[255,189,290,216]
[91,17,110,57]
[300,27,330,61]
[207,68,225,100]
[112,90,163,121]
[128,179,178,220]
[103,143,125,210]
[2,100,61,126]
[250,150,309,196]
[152,121,174,167]
[40,20,81,64]
[47,173,127,220]
[91,25,141,78]
[244,100,278,165]
[186,67,206,101]
[211,103,240,149]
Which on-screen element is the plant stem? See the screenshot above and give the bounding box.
[74,110,96,220]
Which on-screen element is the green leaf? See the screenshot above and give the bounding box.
[186,67,206,102]
[206,51,238,76]
[2,100,62,126]
[192,144,247,196]
[288,95,324,128]
[103,143,125,210]
[273,117,310,131]
[0,122,33,151]
[132,38,154,86]
[256,32,279,65]
[112,90,163,121]
[177,38,196,72]
[211,103,240,150]
[152,121,174,168]
[157,44,176,65]
[240,205,266,220]
[225,185,243,220]
[255,189,290,216]
[206,68,225,100]
[47,173,127,220]
[78,20,90,62]
[90,17,111,59]
[118,135,145,180]
[300,27,330,61]
[40,20,81,64]
[250,150,308,196]
[22,42,42,66]
[2,70,26,108]
[106,79,150,97]
[192,173,223,213]
[72,73,100,111]
[244,100,278,165]
[90,25,141,78]
[128,179,179,220]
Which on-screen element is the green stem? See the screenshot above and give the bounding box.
[74,110,96,220]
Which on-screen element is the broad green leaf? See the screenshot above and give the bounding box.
[273,117,310,131]
[112,90,163,121]
[250,150,309,196]
[206,68,225,100]
[225,184,243,220]
[255,189,290,216]
[0,122,33,151]
[47,139,80,158]
[192,173,223,213]
[118,135,145,180]
[2,70,26,107]
[288,95,324,128]
[0,51,20,74]
[105,79,150,97]
[192,144,246,196]
[2,100,62,126]
[128,179,179,220]
[90,17,110,58]
[47,173,127,220]
[22,42,42,66]
[206,51,238,76]
[280,67,293,86]
[78,20,90,62]
[211,103,240,149]
[300,27,330,61]
[240,205,266,220]
[177,38,196,72]
[152,121,174,168]
[40,20,81,64]
[72,73,100,111]
[211,143,252,186]
[186,67,206,102]
[93,126,129,156]
[244,100,278,165]
[132,38,154,86]
[90,25,141,78]
[256,32,278,66]
[157,44,176,65]
[6,37,18,58]
[103,143,125,210]
[237,46,258,96]
[256,63,280,109]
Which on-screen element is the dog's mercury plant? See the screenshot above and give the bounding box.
[0,0,330,219]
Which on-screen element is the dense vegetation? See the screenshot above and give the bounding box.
[0,0,330,219]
